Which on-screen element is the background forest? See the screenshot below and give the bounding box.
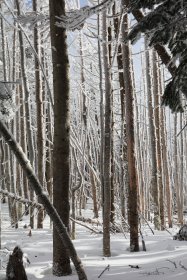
[0,0,186,279]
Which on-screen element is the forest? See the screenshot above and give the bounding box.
[0,0,187,279]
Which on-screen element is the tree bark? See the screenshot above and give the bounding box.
[15,0,35,167]
[113,3,128,220]
[160,108,172,227]
[144,40,160,228]
[49,0,72,276]
[102,9,112,257]
[6,246,28,280]
[33,0,45,229]
[152,51,165,230]
[121,0,139,252]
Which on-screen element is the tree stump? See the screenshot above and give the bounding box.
[173,225,187,241]
[6,246,28,280]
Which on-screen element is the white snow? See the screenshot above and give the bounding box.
[1,205,187,280]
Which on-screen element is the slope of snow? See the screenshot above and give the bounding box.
[0,205,187,279]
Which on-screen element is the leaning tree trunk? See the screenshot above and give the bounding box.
[49,0,72,276]
[0,120,87,280]
[121,0,139,252]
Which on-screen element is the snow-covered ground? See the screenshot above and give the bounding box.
[1,205,187,280]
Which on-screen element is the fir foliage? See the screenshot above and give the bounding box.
[127,0,187,112]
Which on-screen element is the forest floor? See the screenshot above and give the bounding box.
[0,203,187,280]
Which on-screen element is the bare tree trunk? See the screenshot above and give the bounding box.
[108,21,115,225]
[113,3,127,219]
[178,113,184,224]
[45,102,53,204]
[15,0,35,227]
[12,20,23,222]
[135,94,144,216]
[0,3,7,81]
[174,114,182,223]
[19,72,29,202]
[102,9,112,257]
[121,1,139,252]
[0,4,18,226]
[97,7,105,213]
[152,51,165,230]
[33,0,45,229]
[161,108,172,227]
[144,39,160,228]
[88,137,98,218]
[49,0,72,276]
[0,4,6,204]
[15,0,35,167]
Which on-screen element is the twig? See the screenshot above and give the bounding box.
[9,206,30,229]
[140,214,154,235]
[139,229,146,251]
[156,219,172,235]
[140,268,164,275]
[70,217,102,234]
[129,265,140,269]
[0,189,44,210]
[74,216,102,226]
[166,259,177,269]
[98,265,110,278]
[139,217,146,251]
[177,123,187,137]
[179,261,187,271]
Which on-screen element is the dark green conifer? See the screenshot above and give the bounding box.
[127,0,187,112]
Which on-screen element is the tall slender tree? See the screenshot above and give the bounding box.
[113,3,128,219]
[121,0,139,252]
[33,0,45,229]
[49,0,71,276]
[102,8,112,257]
[152,51,165,229]
[144,40,160,229]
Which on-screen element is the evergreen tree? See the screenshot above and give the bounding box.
[127,0,187,112]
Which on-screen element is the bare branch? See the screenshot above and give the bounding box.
[16,0,115,31]
[70,217,102,234]
[179,261,187,271]
[0,189,44,210]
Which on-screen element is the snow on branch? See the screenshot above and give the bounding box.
[0,82,18,122]
[17,0,115,31]
[0,189,44,210]
[56,0,115,30]
[17,12,49,29]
